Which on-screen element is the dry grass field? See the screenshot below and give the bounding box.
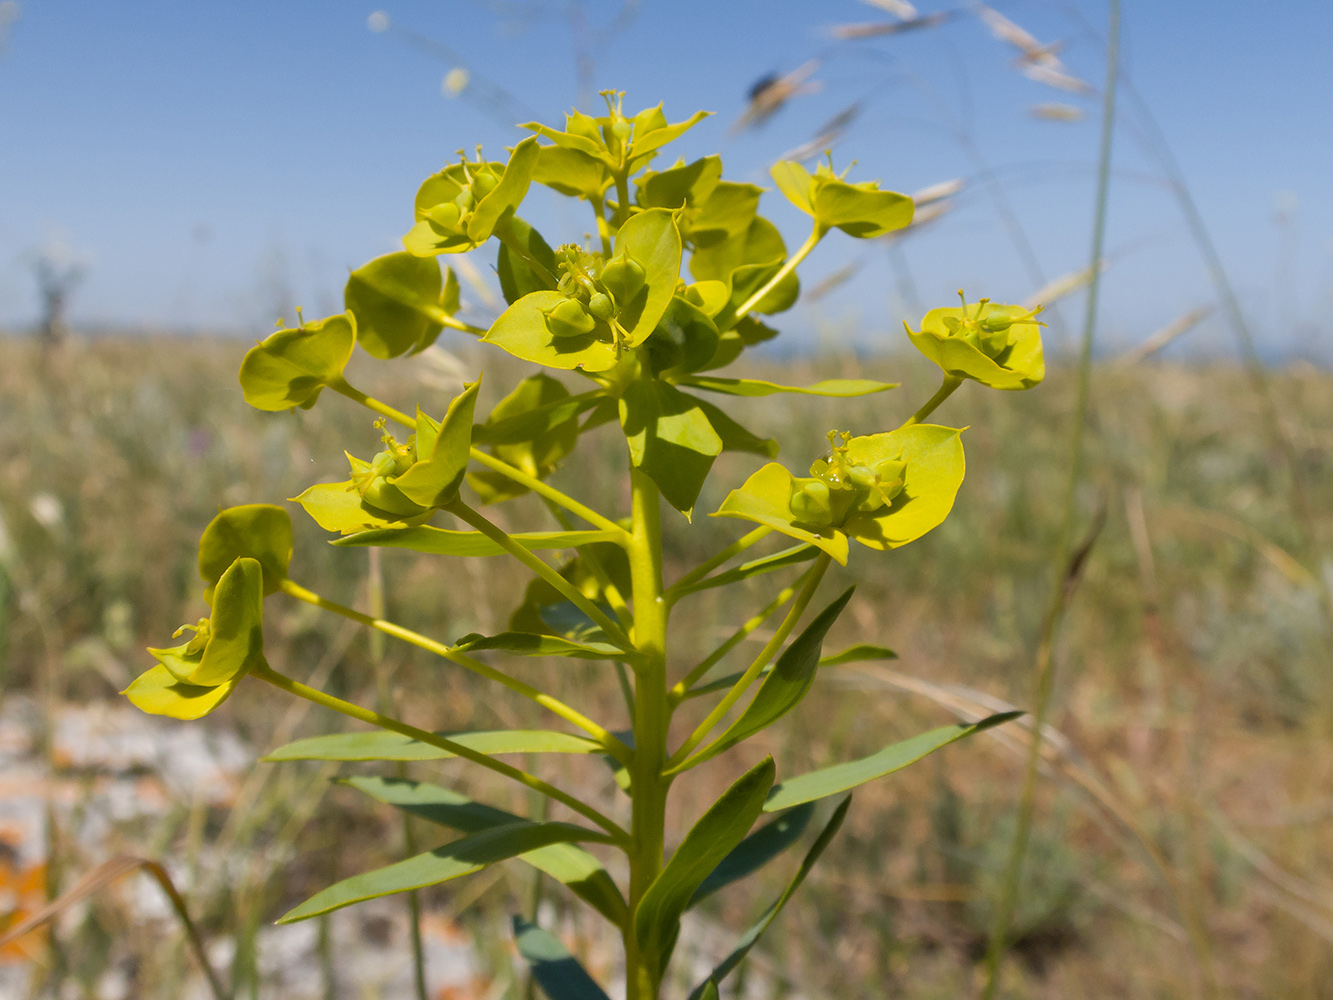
[1,334,1331,999]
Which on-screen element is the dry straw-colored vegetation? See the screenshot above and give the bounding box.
[1,335,1330,998]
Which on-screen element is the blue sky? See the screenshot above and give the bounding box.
[1,0,1330,359]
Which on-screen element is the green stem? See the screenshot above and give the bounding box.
[669,566,813,704]
[667,526,773,599]
[981,3,1119,995]
[624,465,670,1000]
[328,378,414,426]
[468,448,630,538]
[731,224,823,321]
[590,192,614,256]
[902,374,963,427]
[428,309,488,337]
[614,171,632,230]
[252,661,628,842]
[447,501,635,652]
[541,496,634,630]
[278,578,630,761]
[666,553,831,771]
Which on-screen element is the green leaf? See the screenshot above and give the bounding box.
[277,820,604,923]
[391,380,479,508]
[149,557,265,687]
[713,464,849,565]
[906,302,1045,389]
[689,796,851,999]
[690,182,764,249]
[763,713,1022,812]
[532,144,610,200]
[452,631,623,660]
[769,161,814,212]
[634,757,775,966]
[122,665,241,721]
[238,312,355,411]
[695,398,779,459]
[474,386,604,447]
[689,802,815,906]
[497,216,559,304]
[642,296,720,378]
[637,156,722,210]
[820,643,896,666]
[468,136,539,243]
[342,777,626,924]
[197,504,292,597]
[813,179,914,238]
[291,481,431,535]
[263,729,601,762]
[840,425,966,550]
[332,526,618,556]
[521,121,606,160]
[687,588,854,767]
[628,109,711,160]
[680,544,817,596]
[484,290,620,372]
[680,376,899,398]
[618,380,723,516]
[613,208,683,347]
[513,919,612,1000]
[344,252,448,359]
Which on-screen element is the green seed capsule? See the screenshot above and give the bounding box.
[453,188,475,213]
[612,119,633,142]
[369,450,397,479]
[423,202,463,231]
[980,314,1014,333]
[470,171,499,201]
[587,292,614,321]
[790,479,834,526]
[845,464,878,490]
[545,298,596,338]
[601,255,646,305]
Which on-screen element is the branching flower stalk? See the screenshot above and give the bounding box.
[123,91,1040,998]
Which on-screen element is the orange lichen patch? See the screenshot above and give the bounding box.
[0,861,49,963]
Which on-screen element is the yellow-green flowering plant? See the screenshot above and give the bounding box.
[125,91,1038,1000]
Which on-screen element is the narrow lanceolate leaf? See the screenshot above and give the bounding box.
[684,589,855,768]
[452,631,624,660]
[262,729,602,762]
[332,526,618,557]
[278,820,603,923]
[512,918,612,1000]
[340,777,627,924]
[688,802,815,906]
[635,758,775,964]
[763,712,1022,812]
[680,376,899,398]
[819,643,897,666]
[681,544,816,594]
[688,797,852,1000]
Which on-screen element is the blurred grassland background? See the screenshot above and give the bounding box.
[0,334,1330,998]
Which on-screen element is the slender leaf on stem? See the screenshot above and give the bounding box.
[635,758,775,969]
[820,643,897,665]
[452,631,626,660]
[689,802,816,906]
[341,777,628,925]
[688,797,852,999]
[278,820,609,923]
[676,588,853,770]
[263,729,602,762]
[680,376,898,398]
[676,544,817,596]
[764,713,1022,812]
[332,527,618,557]
[512,918,613,1000]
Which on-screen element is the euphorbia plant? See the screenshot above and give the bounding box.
[125,92,1038,999]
